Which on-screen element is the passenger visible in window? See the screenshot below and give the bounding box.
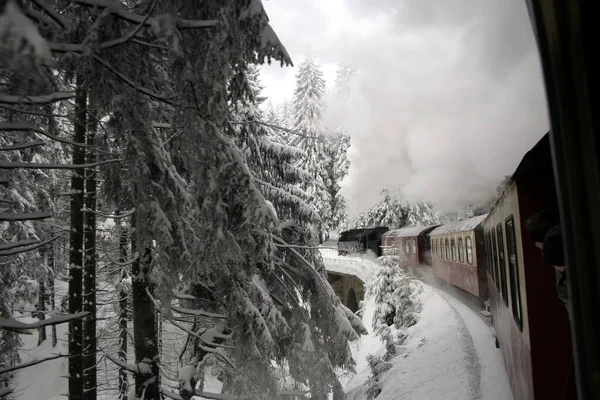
[524,209,569,317]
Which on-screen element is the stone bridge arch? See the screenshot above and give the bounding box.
[326,271,365,313]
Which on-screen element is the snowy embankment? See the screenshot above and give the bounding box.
[344,282,514,400]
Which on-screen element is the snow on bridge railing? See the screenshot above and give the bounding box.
[318,246,379,283]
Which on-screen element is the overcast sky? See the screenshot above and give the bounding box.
[259,0,550,218]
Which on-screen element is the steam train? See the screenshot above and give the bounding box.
[338,133,574,400]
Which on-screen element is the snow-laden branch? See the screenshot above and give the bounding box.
[170,305,227,320]
[93,55,174,104]
[153,122,172,129]
[0,234,63,256]
[0,92,74,104]
[0,212,52,221]
[74,0,217,29]
[170,389,308,400]
[0,311,90,334]
[0,140,46,151]
[0,354,69,375]
[0,159,122,169]
[0,123,119,154]
[0,387,14,397]
[230,119,319,140]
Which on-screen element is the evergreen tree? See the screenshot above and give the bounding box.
[324,126,350,233]
[291,56,331,242]
[356,190,438,228]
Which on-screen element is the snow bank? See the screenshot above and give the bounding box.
[344,284,513,400]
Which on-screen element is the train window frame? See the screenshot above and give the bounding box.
[405,240,410,254]
[466,236,473,265]
[445,238,450,260]
[458,237,464,263]
[451,238,457,261]
[505,216,523,330]
[495,227,509,307]
[412,239,417,255]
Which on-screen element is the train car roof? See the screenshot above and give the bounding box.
[383,225,439,238]
[512,132,551,184]
[339,227,389,240]
[430,214,488,235]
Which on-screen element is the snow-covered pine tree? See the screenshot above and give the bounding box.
[334,62,356,100]
[290,56,331,242]
[356,190,438,228]
[324,126,350,234]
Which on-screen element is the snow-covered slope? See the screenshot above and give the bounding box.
[344,284,513,400]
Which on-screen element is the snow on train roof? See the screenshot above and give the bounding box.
[430,214,488,235]
[382,225,438,238]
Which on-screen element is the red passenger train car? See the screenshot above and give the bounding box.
[483,133,574,400]
[429,215,489,300]
[380,225,438,266]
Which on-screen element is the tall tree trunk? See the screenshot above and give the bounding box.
[83,118,97,399]
[37,254,46,345]
[118,222,129,400]
[68,76,87,400]
[131,236,159,400]
[48,240,57,347]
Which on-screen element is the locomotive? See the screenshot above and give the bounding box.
[337,227,389,256]
[368,133,574,400]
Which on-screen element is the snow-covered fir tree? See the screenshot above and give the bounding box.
[324,126,351,233]
[355,190,438,228]
[290,56,331,242]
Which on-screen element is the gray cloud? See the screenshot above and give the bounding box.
[261,0,549,217]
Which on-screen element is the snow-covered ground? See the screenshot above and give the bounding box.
[343,283,514,400]
[13,279,70,400]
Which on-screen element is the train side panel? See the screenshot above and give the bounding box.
[484,184,533,400]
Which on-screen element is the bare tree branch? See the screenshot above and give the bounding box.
[0,235,63,256]
[0,159,122,169]
[30,0,66,29]
[0,311,90,334]
[0,92,75,105]
[0,239,40,251]
[73,0,217,29]
[49,1,155,53]
[0,123,119,154]
[0,212,52,221]
[81,207,135,219]
[93,55,175,104]
[0,141,46,151]
[229,119,319,140]
[0,354,70,375]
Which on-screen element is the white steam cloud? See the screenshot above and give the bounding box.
[261,0,550,218]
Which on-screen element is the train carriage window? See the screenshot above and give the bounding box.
[451,238,457,261]
[445,238,450,260]
[466,236,473,265]
[437,239,441,258]
[486,233,497,284]
[496,227,509,306]
[458,237,464,263]
[412,239,417,255]
[506,217,523,329]
[405,240,409,254]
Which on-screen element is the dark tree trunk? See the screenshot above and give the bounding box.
[132,240,160,400]
[37,266,46,345]
[82,119,97,399]
[118,223,129,400]
[68,77,86,400]
[48,241,57,347]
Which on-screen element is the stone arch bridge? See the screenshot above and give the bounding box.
[319,248,377,313]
